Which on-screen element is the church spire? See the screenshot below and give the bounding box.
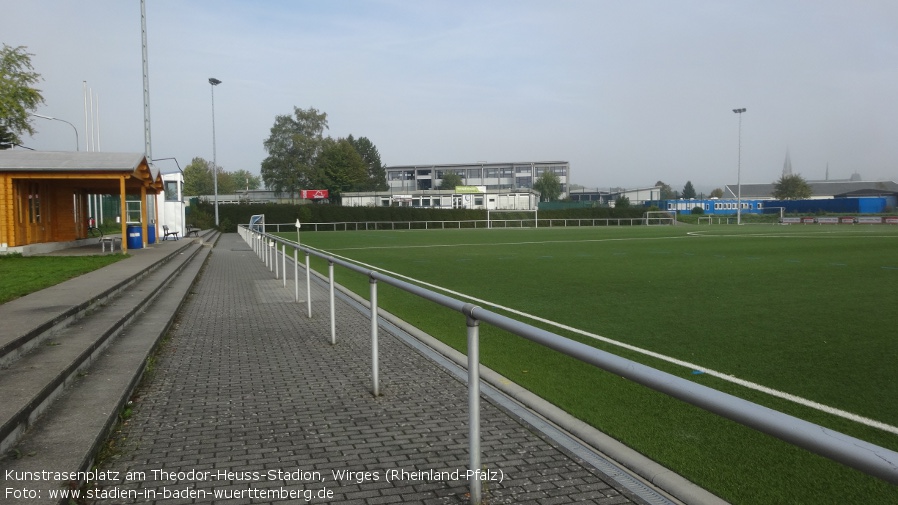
[782,149,793,177]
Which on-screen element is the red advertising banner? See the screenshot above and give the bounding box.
[301,189,329,200]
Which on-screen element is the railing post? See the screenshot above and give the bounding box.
[464,304,482,505]
[294,246,299,302]
[370,275,379,396]
[306,251,312,318]
[328,260,336,344]
[274,241,280,279]
[282,243,287,287]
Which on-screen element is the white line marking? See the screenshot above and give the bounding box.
[327,234,695,252]
[310,243,898,436]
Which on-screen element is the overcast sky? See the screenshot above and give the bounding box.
[4,1,897,190]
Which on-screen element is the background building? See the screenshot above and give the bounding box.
[385,161,570,195]
[341,188,539,210]
[569,186,660,206]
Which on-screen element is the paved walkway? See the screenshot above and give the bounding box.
[91,234,663,504]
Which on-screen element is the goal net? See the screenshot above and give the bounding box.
[248,214,265,232]
[643,211,676,226]
[486,208,539,228]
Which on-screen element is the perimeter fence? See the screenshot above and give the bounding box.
[259,217,648,233]
[238,224,898,504]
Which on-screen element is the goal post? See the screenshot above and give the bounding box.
[249,214,265,232]
[643,211,676,226]
[761,206,786,223]
[486,208,539,228]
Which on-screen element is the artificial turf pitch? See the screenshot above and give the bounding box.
[281,224,898,504]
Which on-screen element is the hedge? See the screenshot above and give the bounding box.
[190,201,649,232]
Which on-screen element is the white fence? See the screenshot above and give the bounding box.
[260,218,648,233]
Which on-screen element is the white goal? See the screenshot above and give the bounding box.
[486,208,539,228]
[643,211,676,226]
[248,214,265,232]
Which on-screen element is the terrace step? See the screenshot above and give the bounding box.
[0,232,218,504]
[0,240,199,369]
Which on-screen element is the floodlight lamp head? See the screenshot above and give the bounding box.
[209,78,221,86]
[733,108,746,114]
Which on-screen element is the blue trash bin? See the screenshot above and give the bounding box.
[126,224,143,250]
[147,224,156,244]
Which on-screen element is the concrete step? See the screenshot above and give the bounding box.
[0,235,217,505]
[0,241,198,369]
[0,242,204,455]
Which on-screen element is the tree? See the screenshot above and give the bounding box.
[315,138,368,202]
[709,188,724,198]
[655,180,675,200]
[439,172,463,190]
[773,174,812,200]
[216,170,237,195]
[0,44,45,149]
[261,106,328,200]
[614,195,630,208]
[231,169,262,191]
[682,181,696,199]
[533,171,562,202]
[346,135,387,191]
[183,157,214,196]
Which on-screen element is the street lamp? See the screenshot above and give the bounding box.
[31,113,79,151]
[209,77,221,226]
[732,108,746,225]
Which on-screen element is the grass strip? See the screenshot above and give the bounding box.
[0,253,128,304]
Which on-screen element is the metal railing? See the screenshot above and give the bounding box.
[238,225,898,504]
[257,217,647,233]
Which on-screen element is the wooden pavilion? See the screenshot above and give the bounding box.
[0,151,162,254]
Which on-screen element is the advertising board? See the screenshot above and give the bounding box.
[301,189,329,200]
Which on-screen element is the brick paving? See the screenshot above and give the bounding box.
[93,234,647,504]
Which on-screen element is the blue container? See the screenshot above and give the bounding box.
[126,224,143,250]
[147,224,156,244]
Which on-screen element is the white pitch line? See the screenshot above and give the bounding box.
[328,234,694,252]
[315,245,898,436]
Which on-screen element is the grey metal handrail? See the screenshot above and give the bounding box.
[239,225,898,504]
[257,218,645,232]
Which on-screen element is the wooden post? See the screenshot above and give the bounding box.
[120,176,128,253]
[140,185,147,247]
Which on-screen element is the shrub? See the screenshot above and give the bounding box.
[691,206,704,215]
[218,218,236,233]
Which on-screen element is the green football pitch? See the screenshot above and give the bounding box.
[280,224,898,504]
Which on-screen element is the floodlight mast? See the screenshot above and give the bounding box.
[733,108,746,225]
[209,77,222,226]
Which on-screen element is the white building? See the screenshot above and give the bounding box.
[341,188,539,210]
[155,171,187,235]
[385,161,570,195]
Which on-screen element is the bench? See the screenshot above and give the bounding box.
[186,226,201,237]
[99,236,121,253]
[162,225,180,240]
